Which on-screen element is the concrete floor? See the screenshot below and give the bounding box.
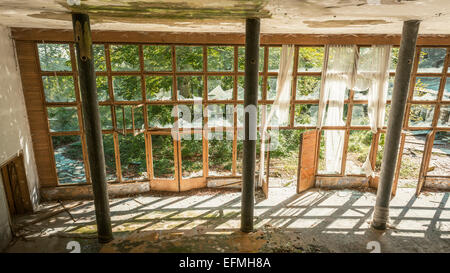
[4,187,450,253]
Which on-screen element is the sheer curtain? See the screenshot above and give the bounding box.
[319,45,358,174]
[259,45,295,186]
[318,45,391,175]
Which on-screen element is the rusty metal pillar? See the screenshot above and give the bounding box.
[372,20,420,230]
[241,18,260,233]
[72,13,113,243]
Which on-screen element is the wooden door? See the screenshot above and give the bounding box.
[297,130,319,193]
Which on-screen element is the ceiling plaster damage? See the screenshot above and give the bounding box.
[0,0,449,34]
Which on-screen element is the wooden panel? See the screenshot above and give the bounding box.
[416,131,435,196]
[262,137,271,199]
[11,28,450,46]
[1,167,15,215]
[297,130,318,193]
[179,177,207,192]
[13,155,33,212]
[15,41,57,187]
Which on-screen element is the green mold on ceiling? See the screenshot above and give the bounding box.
[59,0,271,20]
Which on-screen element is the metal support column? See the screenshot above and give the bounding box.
[72,13,113,243]
[241,18,260,233]
[372,20,420,230]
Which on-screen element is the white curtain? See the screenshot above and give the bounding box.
[319,45,358,174]
[259,45,295,186]
[318,45,391,175]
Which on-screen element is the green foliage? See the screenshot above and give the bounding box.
[146,76,172,100]
[176,46,203,71]
[42,76,75,102]
[113,76,141,101]
[298,47,323,72]
[93,44,106,71]
[208,46,234,71]
[151,135,174,178]
[110,45,139,71]
[38,44,72,71]
[47,107,79,132]
[143,45,172,71]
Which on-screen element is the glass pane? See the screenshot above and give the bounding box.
[96,76,109,101]
[318,130,345,174]
[208,131,233,176]
[38,43,72,71]
[110,45,140,71]
[118,134,147,181]
[237,104,244,127]
[413,77,440,101]
[52,135,86,184]
[294,104,318,126]
[207,104,234,128]
[177,76,203,100]
[444,78,450,101]
[409,104,435,127]
[102,134,117,181]
[133,106,145,131]
[387,76,394,100]
[323,104,348,126]
[113,76,141,101]
[143,45,172,71]
[268,47,281,72]
[399,132,427,181]
[181,133,203,178]
[178,104,203,128]
[418,48,446,73]
[354,88,369,100]
[266,76,278,100]
[238,46,264,72]
[208,76,233,100]
[147,105,174,128]
[266,104,289,127]
[47,107,79,132]
[427,132,450,176]
[437,105,449,127]
[345,130,373,175]
[99,106,113,130]
[389,47,399,72]
[384,104,391,127]
[351,104,369,126]
[151,135,174,179]
[237,76,262,100]
[42,76,75,102]
[298,47,323,72]
[93,44,106,71]
[296,76,320,100]
[146,76,172,101]
[207,46,233,71]
[115,106,132,130]
[176,46,203,71]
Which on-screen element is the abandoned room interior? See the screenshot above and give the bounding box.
[0,0,449,254]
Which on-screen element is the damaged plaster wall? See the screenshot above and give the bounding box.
[0,175,12,251]
[0,25,40,210]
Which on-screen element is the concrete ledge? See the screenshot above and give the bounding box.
[207,178,242,189]
[40,182,150,201]
[423,177,450,191]
[315,176,370,189]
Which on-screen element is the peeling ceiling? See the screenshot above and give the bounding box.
[0,0,449,34]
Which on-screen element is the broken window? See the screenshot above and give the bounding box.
[294,104,318,126]
[102,134,117,181]
[146,76,172,101]
[427,131,450,176]
[268,47,281,72]
[413,77,440,101]
[417,48,447,73]
[93,44,106,71]
[437,105,449,127]
[345,130,373,175]
[96,76,109,101]
[238,46,264,72]
[237,76,262,100]
[47,107,79,132]
[296,76,321,100]
[409,104,435,127]
[99,105,113,130]
[208,76,233,100]
[52,135,86,184]
[147,105,173,128]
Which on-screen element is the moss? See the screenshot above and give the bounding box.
[60,0,271,20]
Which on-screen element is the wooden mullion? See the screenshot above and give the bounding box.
[290,46,299,128]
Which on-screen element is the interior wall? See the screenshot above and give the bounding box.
[0,175,12,251]
[0,25,39,210]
